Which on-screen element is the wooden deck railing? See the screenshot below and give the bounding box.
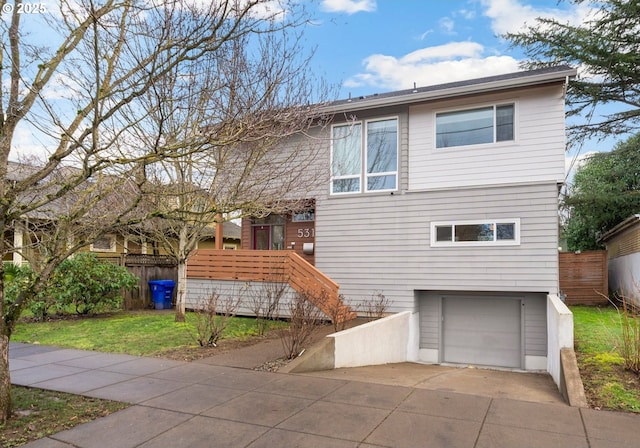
[187,250,355,322]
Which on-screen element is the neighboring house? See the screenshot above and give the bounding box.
[87,221,242,260]
[4,161,241,265]
[599,214,640,302]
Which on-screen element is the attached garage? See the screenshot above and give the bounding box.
[418,291,547,370]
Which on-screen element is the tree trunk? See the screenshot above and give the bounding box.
[174,259,187,323]
[0,334,12,423]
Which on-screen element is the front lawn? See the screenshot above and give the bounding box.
[571,305,640,412]
[12,310,281,357]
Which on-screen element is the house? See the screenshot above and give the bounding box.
[190,66,577,383]
[87,221,242,261]
[4,161,242,266]
[599,214,640,303]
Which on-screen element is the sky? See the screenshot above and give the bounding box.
[8,0,618,178]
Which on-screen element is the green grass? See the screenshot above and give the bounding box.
[571,305,640,412]
[12,310,276,357]
[1,386,127,447]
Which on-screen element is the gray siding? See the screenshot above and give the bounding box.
[315,182,560,313]
[418,292,440,349]
[408,84,566,190]
[185,278,297,318]
[524,293,547,356]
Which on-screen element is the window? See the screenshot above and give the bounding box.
[431,219,520,246]
[292,210,315,222]
[90,235,116,252]
[331,117,398,194]
[436,104,514,148]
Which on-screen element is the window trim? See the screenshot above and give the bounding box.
[90,234,117,252]
[430,219,521,247]
[434,102,516,149]
[330,116,399,195]
[330,121,362,195]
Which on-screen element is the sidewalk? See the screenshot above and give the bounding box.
[10,341,640,448]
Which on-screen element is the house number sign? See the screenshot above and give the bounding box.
[297,228,315,238]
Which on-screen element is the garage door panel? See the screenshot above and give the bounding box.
[442,296,521,368]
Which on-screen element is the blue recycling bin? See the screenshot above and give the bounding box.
[149,280,176,310]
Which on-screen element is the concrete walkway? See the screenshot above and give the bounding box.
[9,341,640,448]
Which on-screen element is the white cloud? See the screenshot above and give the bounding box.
[320,0,376,14]
[478,0,592,35]
[416,29,434,41]
[439,17,456,34]
[344,41,520,90]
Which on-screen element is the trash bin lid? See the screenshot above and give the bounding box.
[157,280,175,287]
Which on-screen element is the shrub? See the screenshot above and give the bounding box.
[360,290,392,321]
[43,253,138,315]
[191,292,240,346]
[3,263,36,331]
[278,290,326,359]
[247,281,284,336]
[614,293,640,374]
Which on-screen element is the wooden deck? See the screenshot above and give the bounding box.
[187,250,355,322]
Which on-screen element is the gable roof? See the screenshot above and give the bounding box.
[322,65,577,114]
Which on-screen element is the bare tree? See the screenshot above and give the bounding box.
[138,27,332,322]
[0,0,325,422]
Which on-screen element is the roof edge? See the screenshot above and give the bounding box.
[598,214,640,243]
[321,66,576,114]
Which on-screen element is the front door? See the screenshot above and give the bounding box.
[253,226,270,250]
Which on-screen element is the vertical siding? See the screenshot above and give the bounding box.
[408,84,566,190]
[315,182,560,312]
[418,292,440,349]
[524,293,547,356]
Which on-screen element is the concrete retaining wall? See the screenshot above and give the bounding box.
[547,294,574,387]
[331,311,412,368]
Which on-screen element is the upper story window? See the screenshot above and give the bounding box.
[331,117,398,195]
[436,104,514,148]
[431,219,520,247]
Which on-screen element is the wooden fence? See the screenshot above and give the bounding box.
[102,254,178,310]
[559,251,608,305]
[187,249,355,322]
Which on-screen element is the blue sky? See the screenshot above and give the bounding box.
[305,0,583,98]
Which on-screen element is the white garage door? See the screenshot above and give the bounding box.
[442,295,522,368]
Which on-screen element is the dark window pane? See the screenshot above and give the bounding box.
[455,224,494,241]
[367,174,396,191]
[332,178,360,193]
[496,105,514,142]
[497,223,515,240]
[436,225,453,242]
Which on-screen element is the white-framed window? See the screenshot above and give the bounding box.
[436,104,515,148]
[430,219,520,246]
[331,117,398,195]
[90,234,117,252]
